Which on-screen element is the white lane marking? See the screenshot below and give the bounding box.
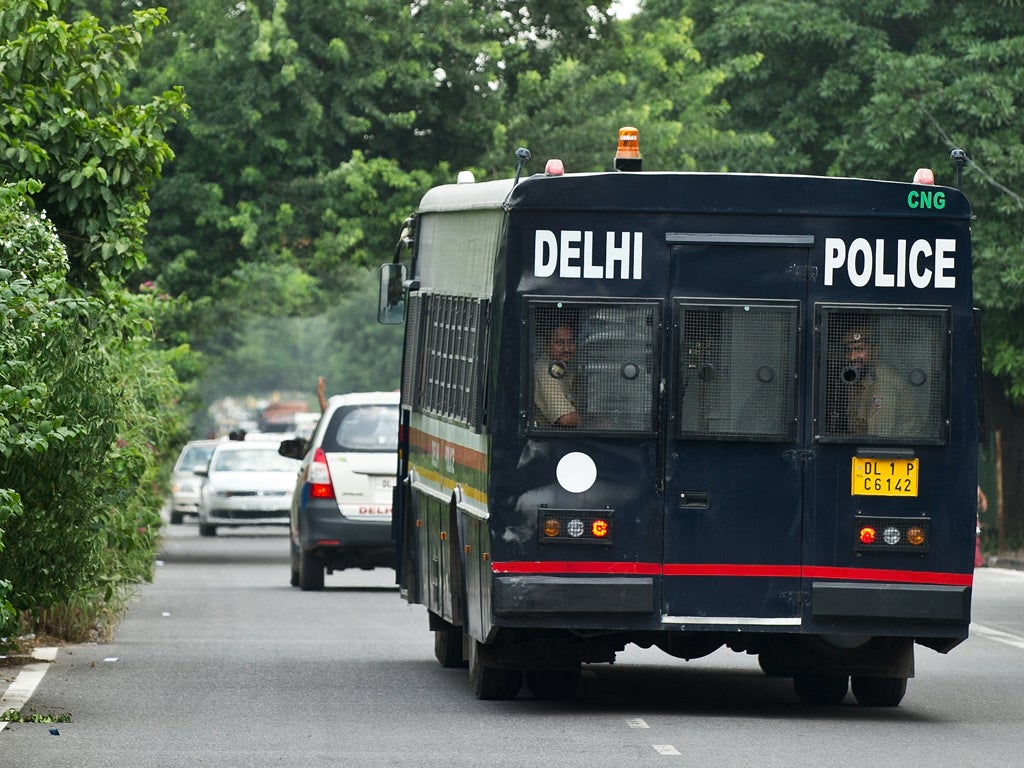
[0,647,58,733]
[626,717,649,729]
[653,744,682,756]
[972,623,1024,650]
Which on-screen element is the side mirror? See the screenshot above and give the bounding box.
[278,438,307,461]
[378,263,407,325]
[194,468,209,478]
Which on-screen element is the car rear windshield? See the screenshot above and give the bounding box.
[323,405,398,452]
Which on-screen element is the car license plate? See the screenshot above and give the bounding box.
[851,457,919,497]
[375,476,396,490]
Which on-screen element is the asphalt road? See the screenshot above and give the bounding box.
[2,523,1023,768]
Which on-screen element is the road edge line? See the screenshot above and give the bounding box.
[0,647,58,733]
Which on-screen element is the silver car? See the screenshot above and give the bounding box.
[169,439,219,525]
[196,440,301,537]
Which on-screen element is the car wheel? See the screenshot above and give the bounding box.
[198,522,217,537]
[299,549,325,591]
[290,548,300,587]
[170,511,184,525]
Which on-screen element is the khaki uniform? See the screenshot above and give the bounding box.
[533,357,576,427]
[846,364,922,438]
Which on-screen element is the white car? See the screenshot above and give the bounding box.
[278,391,399,589]
[169,439,219,524]
[196,440,301,536]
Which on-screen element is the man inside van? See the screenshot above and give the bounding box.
[534,322,580,428]
[838,325,922,438]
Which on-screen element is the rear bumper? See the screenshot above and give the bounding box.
[297,498,394,566]
[494,576,655,616]
[171,497,200,514]
[203,507,289,525]
[489,575,970,631]
[811,581,972,623]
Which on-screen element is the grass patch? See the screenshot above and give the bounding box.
[1,707,72,723]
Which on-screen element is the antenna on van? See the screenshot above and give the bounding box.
[512,147,532,187]
[950,148,966,190]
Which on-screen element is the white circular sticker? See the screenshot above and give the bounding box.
[556,452,597,494]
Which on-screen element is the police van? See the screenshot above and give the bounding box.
[379,129,978,705]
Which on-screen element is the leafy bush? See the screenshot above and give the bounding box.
[0,184,187,645]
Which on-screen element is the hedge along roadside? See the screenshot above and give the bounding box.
[0,183,189,648]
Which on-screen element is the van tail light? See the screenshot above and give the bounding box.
[308,448,335,499]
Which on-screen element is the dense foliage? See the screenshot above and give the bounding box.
[0,1,186,286]
[0,185,188,643]
[0,1,188,646]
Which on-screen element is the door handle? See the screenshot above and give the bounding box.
[679,491,710,509]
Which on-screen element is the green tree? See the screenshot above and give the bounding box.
[479,11,772,175]
[116,2,631,326]
[0,0,187,285]
[199,268,403,406]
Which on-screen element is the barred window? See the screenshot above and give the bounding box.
[528,301,658,434]
[416,294,487,428]
[401,293,424,411]
[676,301,799,441]
[818,306,947,443]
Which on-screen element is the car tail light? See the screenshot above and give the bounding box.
[308,448,335,499]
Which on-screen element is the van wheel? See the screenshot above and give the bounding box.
[468,641,521,700]
[299,550,324,591]
[434,626,466,668]
[170,512,184,525]
[793,673,849,705]
[198,523,217,537]
[852,676,907,707]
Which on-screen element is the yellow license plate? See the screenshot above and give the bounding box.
[851,457,919,497]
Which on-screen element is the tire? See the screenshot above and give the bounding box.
[468,641,521,700]
[298,549,325,591]
[434,626,467,668]
[170,511,184,525]
[198,522,217,537]
[289,550,300,587]
[793,673,849,705]
[526,667,580,700]
[852,676,907,707]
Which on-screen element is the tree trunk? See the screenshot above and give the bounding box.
[981,372,1024,549]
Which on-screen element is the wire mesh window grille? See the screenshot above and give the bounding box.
[529,301,658,433]
[414,293,487,428]
[676,302,799,440]
[819,307,948,443]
